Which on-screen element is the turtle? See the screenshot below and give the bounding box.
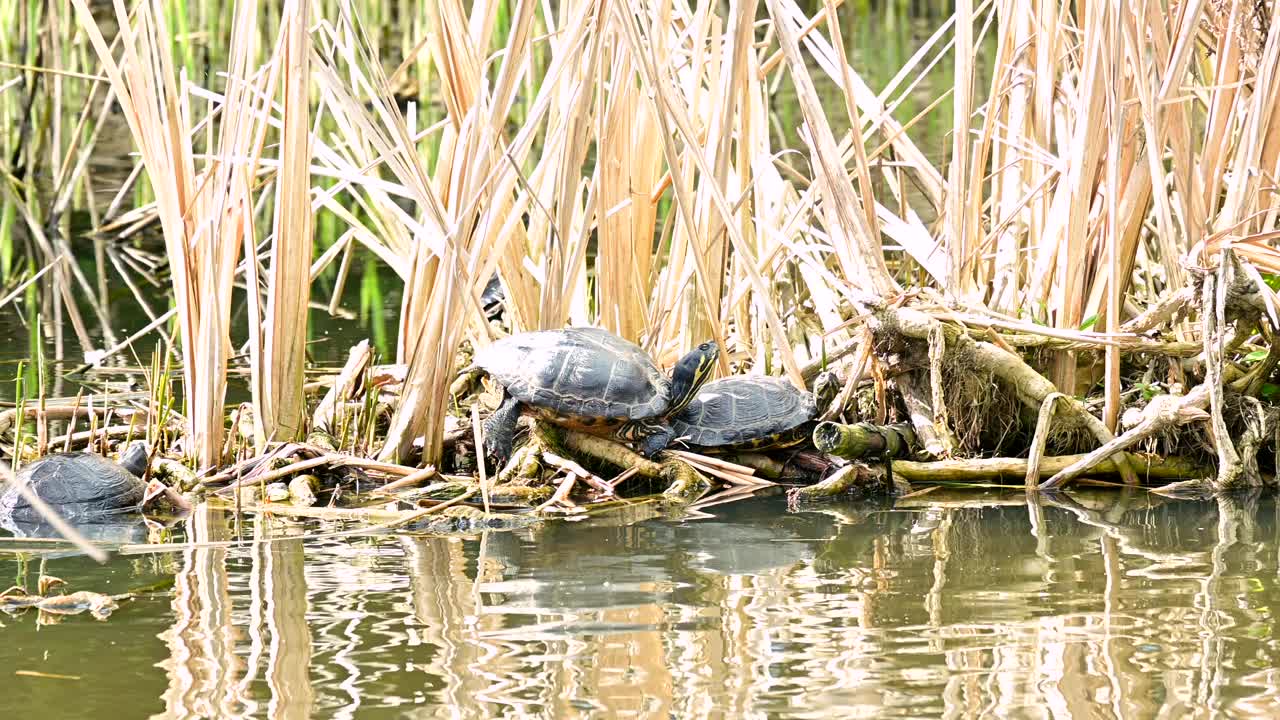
[468,327,719,464]
[670,371,841,451]
[480,273,506,320]
[0,441,150,523]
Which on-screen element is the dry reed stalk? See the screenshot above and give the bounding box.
[767,0,945,209]
[614,0,795,382]
[311,0,556,463]
[947,0,974,298]
[251,0,313,447]
[981,0,1031,311]
[483,0,599,333]
[531,0,604,331]
[1103,0,1123,431]
[72,0,275,468]
[763,0,896,298]
[672,3,738,353]
[595,38,662,342]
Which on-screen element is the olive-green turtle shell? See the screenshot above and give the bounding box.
[671,376,817,449]
[473,327,671,421]
[1,452,147,522]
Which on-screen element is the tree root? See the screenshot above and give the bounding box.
[1039,385,1210,490]
[878,305,1139,483]
[893,373,950,457]
[557,428,711,503]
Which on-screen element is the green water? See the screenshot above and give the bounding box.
[4,490,1280,717]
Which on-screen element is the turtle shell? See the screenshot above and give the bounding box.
[671,376,817,449]
[0,452,147,522]
[473,327,671,421]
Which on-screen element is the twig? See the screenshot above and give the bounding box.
[1039,385,1210,490]
[380,465,440,492]
[541,450,612,495]
[1024,393,1065,491]
[534,475,578,512]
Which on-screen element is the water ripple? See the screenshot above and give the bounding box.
[5,491,1280,718]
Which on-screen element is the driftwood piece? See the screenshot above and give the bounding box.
[892,373,949,457]
[786,463,882,503]
[558,429,711,503]
[1204,262,1241,488]
[1121,286,1195,334]
[927,323,955,453]
[312,340,372,432]
[1024,393,1066,490]
[895,452,1209,484]
[1039,385,1210,490]
[1204,259,1247,490]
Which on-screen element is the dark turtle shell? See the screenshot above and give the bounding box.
[0,452,147,522]
[671,376,817,449]
[473,327,670,421]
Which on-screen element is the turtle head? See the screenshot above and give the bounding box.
[813,371,841,413]
[668,341,719,415]
[119,440,150,478]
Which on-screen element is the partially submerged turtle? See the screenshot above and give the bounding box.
[671,372,841,451]
[469,327,719,463]
[0,441,150,522]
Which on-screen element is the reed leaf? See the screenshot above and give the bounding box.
[252,0,314,446]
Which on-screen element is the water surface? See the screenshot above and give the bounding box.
[3,489,1279,718]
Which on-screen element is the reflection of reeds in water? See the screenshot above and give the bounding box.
[161,510,316,719]
[262,538,315,719]
[159,506,252,718]
[139,495,1280,717]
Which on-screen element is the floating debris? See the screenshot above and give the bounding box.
[0,582,122,622]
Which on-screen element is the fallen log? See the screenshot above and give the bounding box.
[894,452,1208,484]
[812,421,915,459]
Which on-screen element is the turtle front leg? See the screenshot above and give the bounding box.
[638,422,674,458]
[483,392,523,466]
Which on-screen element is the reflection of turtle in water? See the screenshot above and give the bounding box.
[468,327,719,464]
[410,506,542,535]
[0,441,150,523]
[671,372,840,451]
